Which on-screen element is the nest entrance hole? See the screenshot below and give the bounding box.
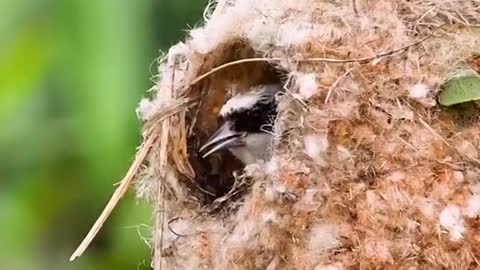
[183,40,287,206]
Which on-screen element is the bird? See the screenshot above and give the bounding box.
[199,84,282,165]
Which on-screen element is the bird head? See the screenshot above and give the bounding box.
[199,84,281,164]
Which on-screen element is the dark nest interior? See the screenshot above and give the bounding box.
[182,39,286,206]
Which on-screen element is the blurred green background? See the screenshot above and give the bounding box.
[0,1,206,269]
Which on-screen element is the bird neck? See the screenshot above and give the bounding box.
[229,147,258,165]
[228,133,273,164]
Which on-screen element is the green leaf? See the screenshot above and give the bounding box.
[439,69,480,106]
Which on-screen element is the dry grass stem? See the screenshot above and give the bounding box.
[69,129,158,261]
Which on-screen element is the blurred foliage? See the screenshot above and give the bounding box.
[0,0,207,269]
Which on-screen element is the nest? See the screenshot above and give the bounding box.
[135,0,480,269]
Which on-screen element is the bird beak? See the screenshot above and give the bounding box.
[199,122,245,158]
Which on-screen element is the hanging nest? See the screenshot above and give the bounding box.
[135,0,480,269]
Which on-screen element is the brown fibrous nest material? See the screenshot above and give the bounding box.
[135,0,480,269]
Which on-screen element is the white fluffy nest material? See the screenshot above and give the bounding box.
[136,0,480,269]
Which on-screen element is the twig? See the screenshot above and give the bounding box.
[299,30,437,64]
[413,0,448,33]
[352,0,359,16]
[153,120,170,270]
[324,68,352,104]
[207,173,250,213]
[154,57,178,270]
[472,250,480,267]
[396,135,419,152]
[189,57,282,86]
[434,160,464,171]
[157,174,166,270]
[188,27,441,87]
[418,117,451,148]
[167,217,189,237]
[69,129,158,262]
